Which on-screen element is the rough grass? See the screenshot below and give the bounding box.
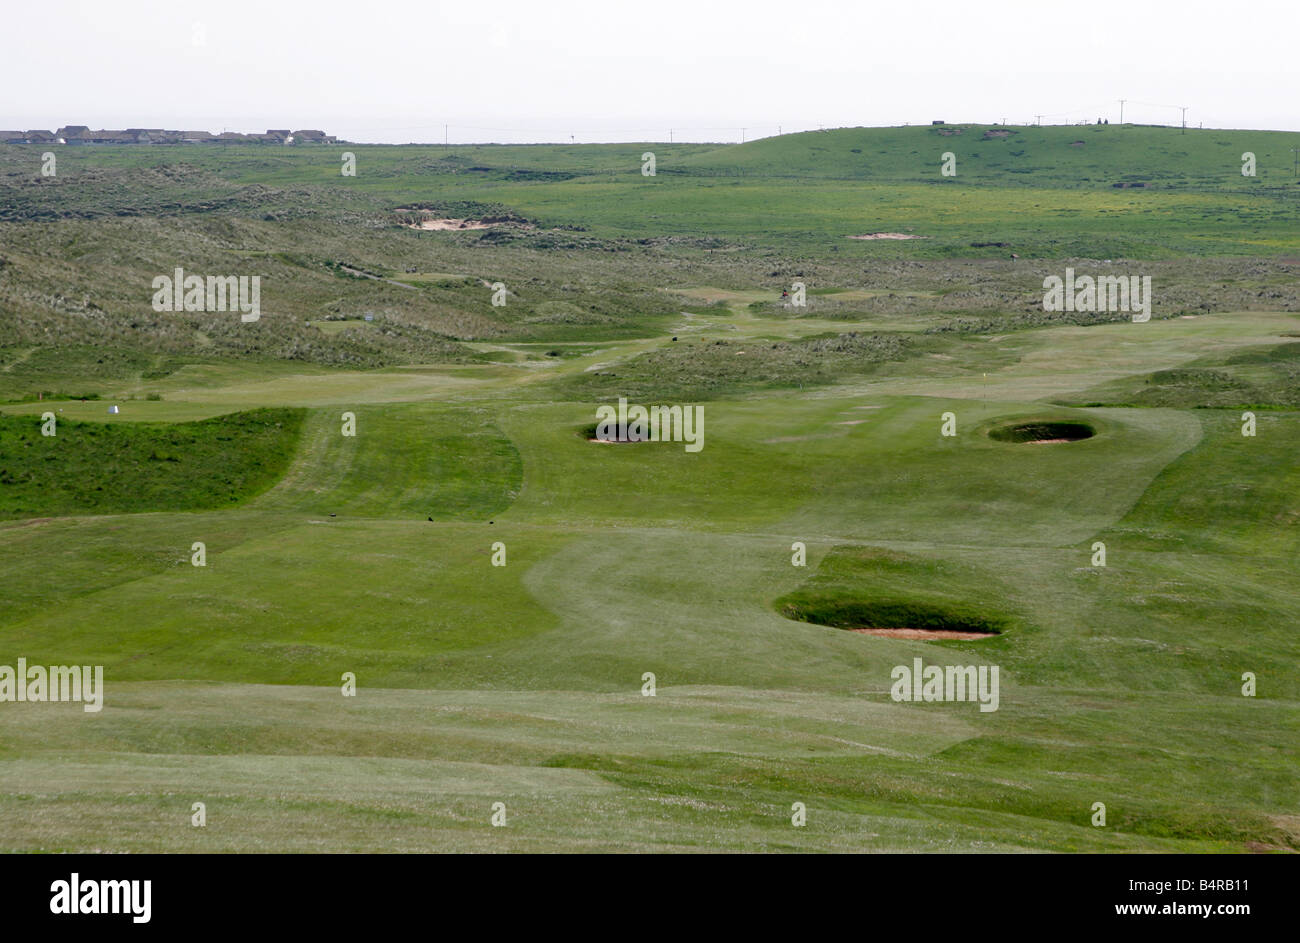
[0,407,304,517]
[554,331,911,401]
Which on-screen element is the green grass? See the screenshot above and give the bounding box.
[775,546,1014,635]
[0,128,1297,852]
[0,408,304,518]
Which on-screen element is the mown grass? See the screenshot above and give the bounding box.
[251,404,523,520]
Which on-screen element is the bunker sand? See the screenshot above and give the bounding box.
[849,627,995,640]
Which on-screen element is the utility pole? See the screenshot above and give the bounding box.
[444,124,448,146]
[741,127,746,143]
[669,129,673,143]
[1034,114,1043,126]
[1118,99,1125,124]
[1180,106,1188,134]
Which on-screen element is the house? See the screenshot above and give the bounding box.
[34,123,335,145]
[57,125,90,144]
[0,130,58,144]
[124,128,169,144]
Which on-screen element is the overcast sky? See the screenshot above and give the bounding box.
[4,0,1296,143]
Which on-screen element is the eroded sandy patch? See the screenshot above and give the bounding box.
[412,218,493,231]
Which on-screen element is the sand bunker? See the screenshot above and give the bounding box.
[849,627,994,640]
[848,233,926,240]
[988,420,1095,444]
[581,422,645,443]
[778,598,1003,641]
[395,210,530,231]
[410,218,493,231]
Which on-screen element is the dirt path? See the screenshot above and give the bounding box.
[339,265,418,290]
[1,348,37,373]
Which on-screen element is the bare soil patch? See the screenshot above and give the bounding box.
[848,233,926,240]
[408,218,512,231]
[394,209,532,231]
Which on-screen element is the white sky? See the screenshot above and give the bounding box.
[3,0,1297,142]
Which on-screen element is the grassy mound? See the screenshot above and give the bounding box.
[1059,342,1300,410]
[0,407,305,518]
[556,332,910,402]
[774,546,1017,638]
